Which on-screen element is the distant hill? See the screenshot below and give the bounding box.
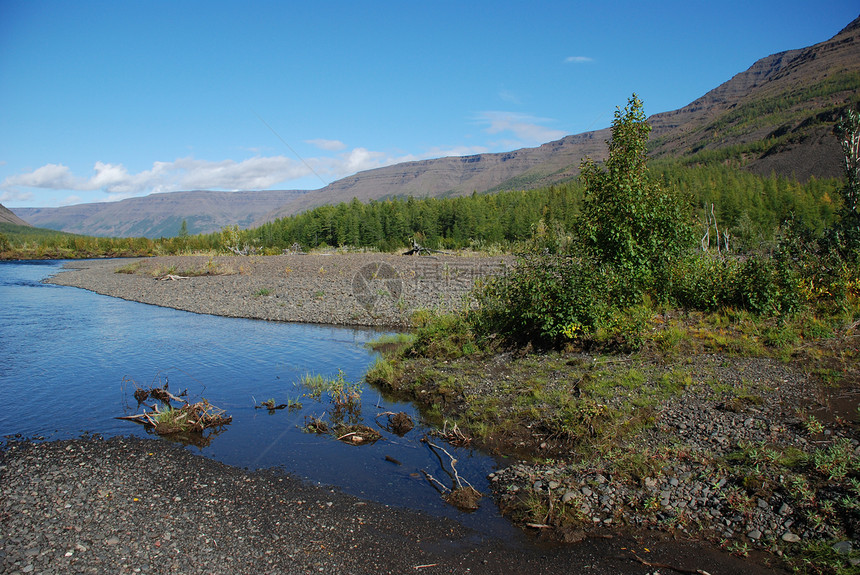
[258,130,610,223]
[14,189,308,238]
[0,203,31,227]
[11,15,860,237]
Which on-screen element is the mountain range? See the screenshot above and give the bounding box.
[9,15,860,239]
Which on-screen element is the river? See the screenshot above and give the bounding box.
[0,259,520,539]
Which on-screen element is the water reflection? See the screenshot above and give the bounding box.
[0,260,522,541]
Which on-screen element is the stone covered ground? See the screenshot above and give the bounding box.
[2,254,857,573]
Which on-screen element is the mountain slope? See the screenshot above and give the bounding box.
[260,129,610,222]
[14,190,307,238]
[11,15,860,237]
[0,203,31,227]
[648,16,860,179]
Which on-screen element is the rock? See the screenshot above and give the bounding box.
[581,486,593,497]
[747,529,762,540]
[781,532,801,543]
[562,491,577,504]
[832,541,853,555]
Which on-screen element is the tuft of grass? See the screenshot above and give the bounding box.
[365,356,396,386]
[115,261,142,274]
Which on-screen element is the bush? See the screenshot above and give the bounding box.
[669,254,740,311]
[471,254,613,346]
[736,256,803,315]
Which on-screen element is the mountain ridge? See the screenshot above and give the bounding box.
[11,14,860,238]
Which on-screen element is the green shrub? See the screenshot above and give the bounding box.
[669,254,740,311]
[471,254,612,346]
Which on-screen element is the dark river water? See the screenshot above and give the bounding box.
[0,260,521,540]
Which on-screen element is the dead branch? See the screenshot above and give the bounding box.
[425,439,474,490]
[420,469,451,493]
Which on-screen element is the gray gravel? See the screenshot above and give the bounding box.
[46,254,509,327]
[489,353,860,559]
[0,436,782,575]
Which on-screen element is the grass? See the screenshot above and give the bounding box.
[363,299,860,574]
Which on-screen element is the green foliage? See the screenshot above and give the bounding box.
[669,254,740,311]
[470,95,696,347]
[827,105,860,262]
[578,94,696,304]
[408,311,477,359]
[472,254,612,345]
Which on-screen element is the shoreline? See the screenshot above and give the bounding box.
[1,436,776,575]
[1,253,797,573]
[45,253,509,328]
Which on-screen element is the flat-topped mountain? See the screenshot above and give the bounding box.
[14,189,307,238]
[12,15,860,238]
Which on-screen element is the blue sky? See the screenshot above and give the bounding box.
[1,0,857,209]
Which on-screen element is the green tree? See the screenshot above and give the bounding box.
[179,219,189,238]
[578,94,694,303]
[832,106,860,259]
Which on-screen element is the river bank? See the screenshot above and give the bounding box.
[4,253,852,573]
[1,435,780,575]
[45,253,509,327]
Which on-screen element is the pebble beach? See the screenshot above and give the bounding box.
[0,253,822,574]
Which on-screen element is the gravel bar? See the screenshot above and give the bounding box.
[45,254,510,327]
[0,436,777,575]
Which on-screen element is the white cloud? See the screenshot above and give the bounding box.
[306,138,347,151]
[1,149,413,202]
[565,56,593,63]
[475,111,567,145]
[0,189,33,204]
[0,140,510,206]
[4,163,83,190]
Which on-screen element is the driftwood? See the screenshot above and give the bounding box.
[334,424,382,445]
[421,436,481,510]
[158,274,190,281]
[118,399,231,436]
[402,239,449,256]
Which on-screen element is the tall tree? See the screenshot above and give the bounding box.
[578,94,694,303]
